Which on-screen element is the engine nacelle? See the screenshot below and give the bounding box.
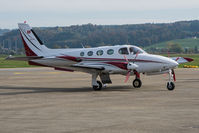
[127,63,138,70]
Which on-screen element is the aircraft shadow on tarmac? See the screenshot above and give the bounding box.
[0,85,138,95]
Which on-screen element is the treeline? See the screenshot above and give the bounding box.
[147,43,199,54]
[1,20,199,53]
[0,29,10,36]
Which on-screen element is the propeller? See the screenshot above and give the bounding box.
[171,69,176,81]
[166,50,177,82]
[169,57,178,82]
[124,55,131,83]
[124,70,131,83]
[124,52,139,83]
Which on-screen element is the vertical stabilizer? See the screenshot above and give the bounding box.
[18,23,49,56]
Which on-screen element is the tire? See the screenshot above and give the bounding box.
[167,82,175,91]
[133,79,142,88]
[93,80,102,91]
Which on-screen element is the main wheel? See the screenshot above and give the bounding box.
[93,80,102,91]
[167,82,175,91]
[133,79,142,88]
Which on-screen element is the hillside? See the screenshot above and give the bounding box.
[145,38,199,49]
[1,20,199,54]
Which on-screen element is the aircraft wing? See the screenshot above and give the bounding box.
[170,57,193,64]
[72,63,105,71]
[51,62,105,73]
[5,56,43,61]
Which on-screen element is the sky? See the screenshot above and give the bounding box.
[0,0,199,29]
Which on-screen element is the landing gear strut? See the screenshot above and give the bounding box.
[92,73,102,91]
[167,69,175,91]
[132,70,142,88]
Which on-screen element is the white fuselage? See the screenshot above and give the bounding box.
[31,45,178,75]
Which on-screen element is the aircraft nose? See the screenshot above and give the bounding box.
[169,60,179,68]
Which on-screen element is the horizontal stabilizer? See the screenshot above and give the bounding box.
[5,55,43,61]
[170,57,193,64]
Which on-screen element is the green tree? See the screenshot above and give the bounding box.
[194,46,198,53]
[53,44,61,49]
[167,43,183,53]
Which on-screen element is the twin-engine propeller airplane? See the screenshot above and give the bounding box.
[7,23,193,91]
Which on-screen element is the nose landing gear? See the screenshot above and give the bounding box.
[167,82,175,91]
[167,69,175,91]
[132,70,142,88]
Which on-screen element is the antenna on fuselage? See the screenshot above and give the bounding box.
[81,43,85,48]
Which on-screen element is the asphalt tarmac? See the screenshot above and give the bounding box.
[0,67,199,133]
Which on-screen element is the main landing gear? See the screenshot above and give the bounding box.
[91,73,112,91]
[92,73,102,91]
[167,69,175,91]
[132,70,142,88]
[93,80,102,91]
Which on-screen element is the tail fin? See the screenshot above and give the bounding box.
[18,23,49,56]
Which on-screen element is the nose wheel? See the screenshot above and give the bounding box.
[132,70,142,88]
[167,69,175,91]
[133,78,142,88]
[167,82,175,91]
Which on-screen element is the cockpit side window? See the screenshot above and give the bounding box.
[118,47,129,55]
[129,47,143,55]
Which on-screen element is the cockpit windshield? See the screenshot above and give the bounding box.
[129,46,146,55]
[118,47,129,55]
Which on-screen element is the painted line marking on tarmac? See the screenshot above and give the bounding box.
[14,72,27,75]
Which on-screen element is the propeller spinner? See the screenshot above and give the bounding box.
[124,55,138,83]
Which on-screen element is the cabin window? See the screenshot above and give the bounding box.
[107,49,114,55]
[96,50,103,56]
[118,47,129,55]
[80,52,84,56]
[87,51,93,56]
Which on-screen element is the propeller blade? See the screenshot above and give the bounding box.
[135,52,139,59]
[124,55,128,62]
[133,51,139,63]
[124,70,131,83]
[172,69,176,81]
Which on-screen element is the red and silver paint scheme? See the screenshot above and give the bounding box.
[7,23,193,91]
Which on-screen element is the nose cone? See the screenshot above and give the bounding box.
[152,55,179,69]
[169,59,179,68]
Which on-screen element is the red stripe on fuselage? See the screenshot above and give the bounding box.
[105,62,128,70]
[57,56,82,62]
[58,55,162,63]
[58,55,162,70]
